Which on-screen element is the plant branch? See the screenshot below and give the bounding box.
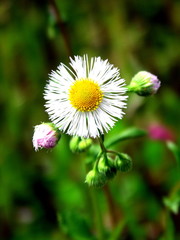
[48,0,73,56]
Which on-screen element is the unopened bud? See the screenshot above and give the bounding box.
[85,169,106,188]
[69,136,81,153]
[114,153,132,172]
[70,136,92,153]
[98,155,117,179]
[33,122,61,151]
[128,71,160,96]
[78,138,92,152]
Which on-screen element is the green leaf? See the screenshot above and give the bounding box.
[106,127,147,148]
[163,191,180,214]
[166,141,180,167]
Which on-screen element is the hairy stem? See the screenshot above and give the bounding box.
[98,136,107,153]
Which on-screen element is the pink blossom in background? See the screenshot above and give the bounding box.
[148,124,175,142]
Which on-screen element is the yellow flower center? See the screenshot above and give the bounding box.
[69,78,103,112]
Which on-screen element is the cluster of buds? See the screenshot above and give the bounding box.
[32,68,161,188]
[69,136,93,153]
[128,71,160,96]
[85,152,132,187]
[32,122,61,151]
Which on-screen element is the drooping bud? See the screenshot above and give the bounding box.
[85,169,107,188]
[114,153,132,172]
[98,155,109,173]
[33,122,61,151]
[70,136,92,153]
[98,155,117,179]
[128,71,160,96]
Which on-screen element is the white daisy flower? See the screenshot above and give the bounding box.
[44,55,128,138]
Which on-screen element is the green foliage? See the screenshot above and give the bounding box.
[58,211,96,240]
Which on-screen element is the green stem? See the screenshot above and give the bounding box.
[93,151,103,171]
[103,184,120,227]
[49,0,73,56]
[126,85,134,93]
[98,136,107,152]
[89,188,105,240]
[108,218,126,240]
[98,137,110,166]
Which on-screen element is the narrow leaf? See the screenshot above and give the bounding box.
[106,127,147,148]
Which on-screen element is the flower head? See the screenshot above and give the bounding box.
[128,71,160,96]
[44,55,127,138]
[32,122,61,151]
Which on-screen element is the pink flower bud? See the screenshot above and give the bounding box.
[33,123,61,151]
[148,124,175,142]
[128,71,161,96]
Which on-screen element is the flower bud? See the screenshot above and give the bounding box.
[33,122,61,151]
[69,136,81,153]
[114,153,132,172]
[70,136,92,153]
[148,124,175,142]
[85,169,106,187]
[128,71,160,96]
[98,155,117,179]
[98,155,109,173]
[78,138,93,152]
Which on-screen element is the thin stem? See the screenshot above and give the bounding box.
[48,0,73,56]
[98,136,107,153]
[93,150,103,171]
[89,188,105,240]
[126,85,134,93]
[103,184,121,228]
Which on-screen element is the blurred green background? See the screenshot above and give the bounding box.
[0,0,180,239]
